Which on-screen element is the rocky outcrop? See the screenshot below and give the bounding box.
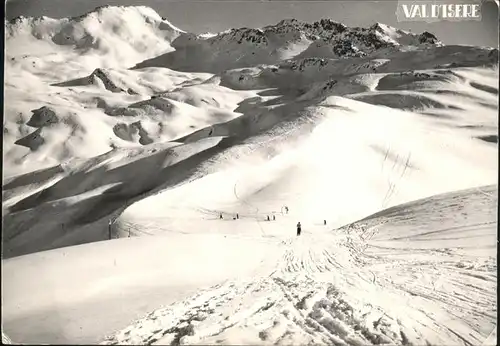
[15,128,45,151]
[27,106,59,127]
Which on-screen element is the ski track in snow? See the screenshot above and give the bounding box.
[102,191,497,346]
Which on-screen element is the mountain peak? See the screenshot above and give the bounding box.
[5,5,186,68]
[315,18,347,33]
[275,18,302,26]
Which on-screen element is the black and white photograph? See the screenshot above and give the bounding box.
[2,0,498,344]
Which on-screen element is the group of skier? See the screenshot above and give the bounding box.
[218,206,327,237]
[111,204,328,239]
[266,215,276,221]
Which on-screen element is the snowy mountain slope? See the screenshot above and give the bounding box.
[218,46,497,92]
[4,76,497,258]
[5,8,495,178]
[2,5,498,345]
[3,179,495,344]
[2,65,231,178]
[112,91,496,238]
[341,185,498,343]
[2,137,237,258]
[5,6,182,69]
[95,185,496,346]
[353,184,497,254]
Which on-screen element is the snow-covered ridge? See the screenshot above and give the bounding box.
[5,6,183,68]
[133,14,444,72]
[6,5,183,40]
[52,68,138,94]
[210,18,440,51]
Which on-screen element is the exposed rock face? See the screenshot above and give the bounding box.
[88,68,124,93]
[15,128,45,151]
[26,106,59,127]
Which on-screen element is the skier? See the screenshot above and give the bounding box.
[267,215,270,221]
[236,213,239,219]
[324,219,327,226]
[285,206,289,214]
[296,222,302,236]
[219,213,223,219]
[273,215,276,221]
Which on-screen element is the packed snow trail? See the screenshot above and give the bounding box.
[102,185,497,346]
[102,229,409,346]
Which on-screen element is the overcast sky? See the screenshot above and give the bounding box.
[5,0,499,47]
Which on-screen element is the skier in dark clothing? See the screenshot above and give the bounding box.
[219,213,223,219]
[297,222,302,236]
[273,215,276,221]
[324,219,327,225]
[236,213,239,219]
[267,215,270,221]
